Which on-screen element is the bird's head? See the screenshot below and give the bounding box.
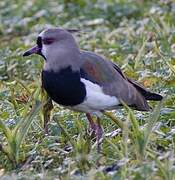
[23,28,80,61]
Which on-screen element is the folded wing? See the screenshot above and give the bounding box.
[80,51,162,111]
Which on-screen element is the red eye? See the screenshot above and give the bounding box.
[42,38,54,45]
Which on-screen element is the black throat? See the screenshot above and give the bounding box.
[42,66,86,106]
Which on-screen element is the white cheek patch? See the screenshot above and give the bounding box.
[39,31,45,37]
[41,44,47,58]
[38,30,47,58]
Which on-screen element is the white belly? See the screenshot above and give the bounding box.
[67,78,120,113]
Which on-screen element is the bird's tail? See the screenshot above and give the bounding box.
[128,79,163,101]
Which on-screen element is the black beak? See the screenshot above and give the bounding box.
[23,45,41,56]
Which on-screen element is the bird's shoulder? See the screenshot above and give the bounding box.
[80,50,125,84]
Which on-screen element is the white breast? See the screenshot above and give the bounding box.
[70,78,120,113]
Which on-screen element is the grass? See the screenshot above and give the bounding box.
[0,0,175,179]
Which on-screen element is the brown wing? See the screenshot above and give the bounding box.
[80,51,150,111]
[111,62,163,101]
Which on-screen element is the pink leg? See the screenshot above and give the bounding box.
[86,113,97,133]
[96,117,103,152]
[86,113,103,151]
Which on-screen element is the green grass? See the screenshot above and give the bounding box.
[0,0,175,179]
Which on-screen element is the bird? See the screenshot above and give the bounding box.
[23,27,163,148]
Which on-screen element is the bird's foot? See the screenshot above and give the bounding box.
[86,113,103,151]
[96,117,103,152]
[86,113,97,137]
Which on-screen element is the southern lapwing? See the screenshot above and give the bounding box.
[23,28,162,148]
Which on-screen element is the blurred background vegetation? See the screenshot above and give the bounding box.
[0,0,175,179]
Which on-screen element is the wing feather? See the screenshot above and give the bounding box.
[80,51,150,111]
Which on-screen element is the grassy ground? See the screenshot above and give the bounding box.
[0,0,175,179]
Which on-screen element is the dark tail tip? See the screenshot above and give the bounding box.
[145,93,163,101]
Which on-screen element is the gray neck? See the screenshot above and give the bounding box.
[43,40,82,72]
